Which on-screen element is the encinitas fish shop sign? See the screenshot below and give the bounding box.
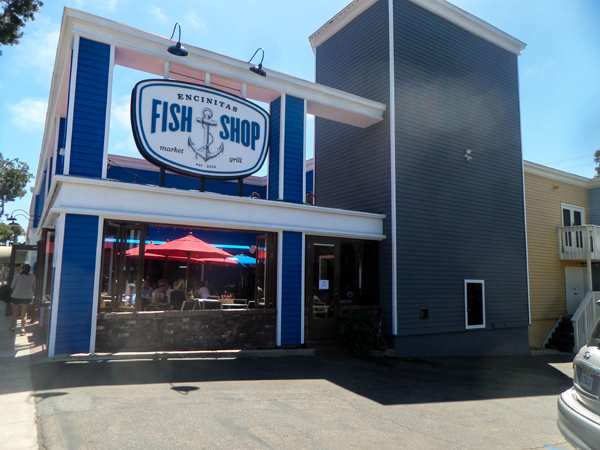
[131,80,270,179]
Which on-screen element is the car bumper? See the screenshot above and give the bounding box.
[558,388,600,450]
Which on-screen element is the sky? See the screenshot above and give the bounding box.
[1,0,599,231]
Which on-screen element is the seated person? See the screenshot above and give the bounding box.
[121,283,136,305]
[142,279,153,298]
[194,281,210,299]
[152,279,172,303]
[170,278,187,311]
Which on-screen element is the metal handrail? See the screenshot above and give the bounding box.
[572,291,600,352]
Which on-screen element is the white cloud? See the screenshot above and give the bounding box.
[110,95,132,131]
[11,98,48,131]
[110,135,139,158]
[185,11,207,32]
[74,0,121,12]
[524,61,557,77]
[10,17,59,85]
[150,6,168,23]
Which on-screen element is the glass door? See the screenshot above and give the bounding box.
[306,237,339,340]
[306,237,380,340]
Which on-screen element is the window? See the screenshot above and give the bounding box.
[561,204,585,227]
[561,204,586,249]
[465,280,485,329]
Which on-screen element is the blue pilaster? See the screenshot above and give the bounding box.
[68,37,110,178]
[281,231,302,346]
[283,96,305,203]
[268,95,305,203]
[52,214,99,355]
[268,97,281,199]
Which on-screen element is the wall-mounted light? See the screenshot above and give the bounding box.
[167,22,188,57]
[465,149,473,161]
[248,48,266,77]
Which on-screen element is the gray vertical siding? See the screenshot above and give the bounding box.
[393,0,528,337]
[588,187,600,225]
[314,0,394,333]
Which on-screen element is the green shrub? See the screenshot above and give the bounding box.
[338,311,385,357]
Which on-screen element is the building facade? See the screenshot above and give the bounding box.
[28,0,533,357]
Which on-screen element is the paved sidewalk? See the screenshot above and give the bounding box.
[0,313,43,450]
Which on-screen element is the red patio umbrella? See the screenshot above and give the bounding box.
[143,233,234,288]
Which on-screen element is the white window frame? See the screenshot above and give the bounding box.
[464,279,485,330]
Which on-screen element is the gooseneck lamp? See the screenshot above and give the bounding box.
[167,22,188,57]
[248,48,266,77]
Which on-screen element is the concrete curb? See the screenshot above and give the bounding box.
[35,348,316,364]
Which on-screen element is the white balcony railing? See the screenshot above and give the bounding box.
[572,291,600,352]
[558,225,600,261]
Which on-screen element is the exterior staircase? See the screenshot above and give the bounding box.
[545,316,575,353]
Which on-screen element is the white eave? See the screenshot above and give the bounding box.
[523,160,598,188]
[62,7,385,128]
[309,0,526,56]
[40,176,386,241]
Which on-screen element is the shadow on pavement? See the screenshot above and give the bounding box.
[29,353,575,406]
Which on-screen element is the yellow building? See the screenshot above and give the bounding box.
[525,161,600,349]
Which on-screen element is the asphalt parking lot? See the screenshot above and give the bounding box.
[25,353,577,450]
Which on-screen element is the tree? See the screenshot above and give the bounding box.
[0,0,43,56]
[594,150,600,177]
[0,153,33,218]
[0,221,22,245]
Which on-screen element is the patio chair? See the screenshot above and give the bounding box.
[181,300,196,311]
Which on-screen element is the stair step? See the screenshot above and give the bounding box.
[545,343,575,353]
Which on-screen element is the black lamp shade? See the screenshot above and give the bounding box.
[249,63,266,77]
[168,41,188,57]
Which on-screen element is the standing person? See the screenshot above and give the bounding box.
[10,264,36,334]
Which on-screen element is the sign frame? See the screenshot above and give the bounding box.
[130,79,270,180]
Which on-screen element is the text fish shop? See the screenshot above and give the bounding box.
[30,0,530,358]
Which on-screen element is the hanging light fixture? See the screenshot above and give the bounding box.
[248,48,266,77]
[167,22,188,57]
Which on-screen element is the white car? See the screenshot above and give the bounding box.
[558,316,600,450]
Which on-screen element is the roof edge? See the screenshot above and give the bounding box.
[309,0,526,55]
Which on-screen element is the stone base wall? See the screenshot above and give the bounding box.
[95,309,277,353]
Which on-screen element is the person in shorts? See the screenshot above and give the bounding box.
[10,264,36,334]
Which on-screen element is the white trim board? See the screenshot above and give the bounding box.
[388,0,398,336]
[44,176,386,241]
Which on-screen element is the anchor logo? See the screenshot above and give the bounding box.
[188,108,224,161]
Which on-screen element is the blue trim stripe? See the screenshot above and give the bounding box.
[281,231,302,346]
[268,97,281,199]
[54,214,99,355]
[69,38,110,178]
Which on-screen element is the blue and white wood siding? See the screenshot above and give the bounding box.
[52,214,99,355]
[280,231,302,345]
[268,95,305,203]
[283,96,305,204]
[56,117,67,175]
[268,97,281,199]
[68,38,111,178]
[33,171,47,228]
